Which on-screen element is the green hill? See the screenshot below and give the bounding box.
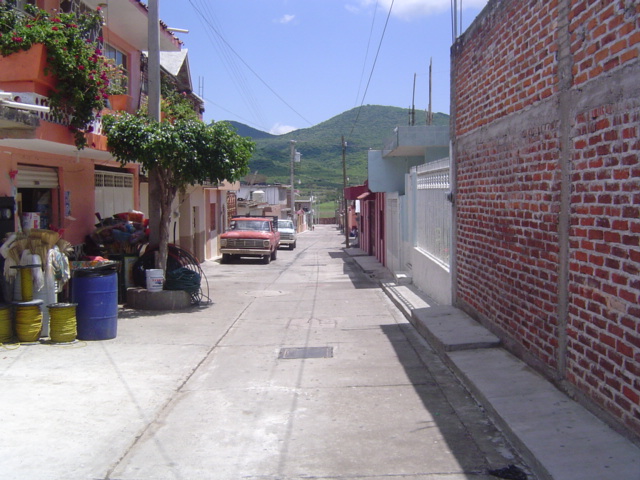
[228,105,449,202]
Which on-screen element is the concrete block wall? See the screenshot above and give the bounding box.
[452,0,640,439]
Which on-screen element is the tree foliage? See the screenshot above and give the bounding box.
[103,113,254,272]
[0,1,111,148]
[103,114,254,189]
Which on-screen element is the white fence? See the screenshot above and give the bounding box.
[413,158,451,267]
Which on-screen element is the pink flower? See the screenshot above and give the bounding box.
[78,65,85,70]
[12,36,23,42]
[52,26,59,31]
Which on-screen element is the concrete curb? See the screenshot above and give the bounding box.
[345,248,640,480]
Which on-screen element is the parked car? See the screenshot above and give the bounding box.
[220,216,280,264]
[277,219,297,250]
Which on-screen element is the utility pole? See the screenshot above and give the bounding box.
[342,136,349,248]
[147,0,161,249]
[289,139,296,225]
[452,0,458,43]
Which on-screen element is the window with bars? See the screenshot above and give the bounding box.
[95,171,134,187]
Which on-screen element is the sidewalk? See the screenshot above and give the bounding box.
[345,247,640,480]
[1,227,538,480]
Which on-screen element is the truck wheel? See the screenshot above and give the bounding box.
[271,248,277,261]
[289,242,296,250]
[221,253,231,263]
[263,254,271,264]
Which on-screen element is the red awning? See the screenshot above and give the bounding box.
[344,183,369,200]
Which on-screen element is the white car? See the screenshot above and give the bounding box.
[277,219,297,250]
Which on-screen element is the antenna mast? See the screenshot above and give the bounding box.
[411,73,416,126]
[427,58,433,125]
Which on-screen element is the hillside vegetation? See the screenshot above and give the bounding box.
[228,105,449,202]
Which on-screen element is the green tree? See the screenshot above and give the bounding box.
[103,113,254,272]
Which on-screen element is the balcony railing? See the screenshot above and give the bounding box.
[4,91,110,146]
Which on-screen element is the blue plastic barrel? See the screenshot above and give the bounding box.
[72,268,118,340]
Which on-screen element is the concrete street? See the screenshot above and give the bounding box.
[1,225,531,480]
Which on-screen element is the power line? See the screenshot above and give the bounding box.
[353,0,379,109]
[187,0,313,128]
[188,0,269,130]
[201,95,266,130]
[346,0,395,144]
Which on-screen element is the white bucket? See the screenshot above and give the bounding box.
[145,269,164,292]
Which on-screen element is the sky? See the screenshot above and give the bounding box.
[159,0,488,135]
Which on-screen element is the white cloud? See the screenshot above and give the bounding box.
[270,123,297,135]
[352,0,488,20]
[345,4,362,14]
[277,14,296,24]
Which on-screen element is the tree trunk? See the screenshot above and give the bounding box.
[157,167,177,275]
[148,167,162,250]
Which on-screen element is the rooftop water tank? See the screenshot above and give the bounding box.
[251,190,265,203]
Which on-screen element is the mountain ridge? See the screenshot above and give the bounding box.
[226,105,449,200]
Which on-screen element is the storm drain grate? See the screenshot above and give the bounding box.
[278,346,334,359]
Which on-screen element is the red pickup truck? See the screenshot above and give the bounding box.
[220,216,280,264]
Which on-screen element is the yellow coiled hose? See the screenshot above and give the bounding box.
[0,305,12,343]
[48,303,77,343]
[15,303,42,343]
[20,267,34,301]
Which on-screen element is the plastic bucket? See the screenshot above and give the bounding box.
[145,269,164,292]
[72,269,118,340]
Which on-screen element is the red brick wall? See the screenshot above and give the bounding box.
[455,122,563,367]
[454,1,559,136]
[569,99,640,432]
[453,0,640,437]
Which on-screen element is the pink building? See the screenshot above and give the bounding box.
[0,0,182,246]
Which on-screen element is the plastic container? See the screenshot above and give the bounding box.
[72,268,118,340]
[145,269,164,292]
[21,212,40,230]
